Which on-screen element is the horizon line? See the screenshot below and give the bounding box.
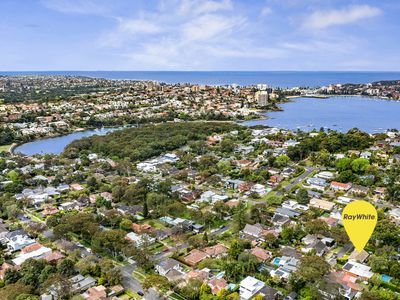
[1,70,400,73]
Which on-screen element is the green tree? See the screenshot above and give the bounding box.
[57,259,75,277]
[335,157,352,172]
[143,274,171,292]
[296,256,330,283]
[0,283,33,300]
[119,218,133,231]
[228,240,242,259]
[351,158,370,174]
[143,199,149,218]
[304,219,329,235]
[296,188,309,205]
[275,155,290,167]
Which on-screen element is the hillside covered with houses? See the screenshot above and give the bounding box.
[0,121,398,300]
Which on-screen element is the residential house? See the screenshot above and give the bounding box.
[349,185,369,196]
[156,258,183,276]
[184,249,209,266]
[268,175,284,187]
[125,232,155,246]
[251,247,272,262]
[82,285,107,300]
[187,269,210,282]
[70,275,97,293]
[275,207,301,218]
[239,276,265,300]
[348,249,370,263]
[271,213,290,227]
[306,177,328,191]
[208,278,228,295]
[389,208,400,223]
[315,171,336,180]
[70,183,84,191]
[342,261,374,281]
[281,200,308,211]
[270,256,299,280]
[6,231,36,252]
[250,184,267,196]
[240,223,269,242]
[282,167,295,178]
[301,238,328,257]
[336,196,354,205]
[156,258,186,282]
[203,244,229,258]
[12,243,53,266]
[330,181,351,192]
[309,198,335,211]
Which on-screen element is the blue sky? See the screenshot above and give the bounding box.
[0,0,399,71]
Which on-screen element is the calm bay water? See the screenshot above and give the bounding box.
[14,127,120,156]
[7,72,400,155]
[1,71,400,87]
[242,96,400,133]
[15,96,400,156]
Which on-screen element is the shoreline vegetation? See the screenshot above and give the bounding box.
[1,75,400,155]
[10,93,399,155]
[64,122,241,161]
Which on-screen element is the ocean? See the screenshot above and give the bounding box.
[1,71,400,87]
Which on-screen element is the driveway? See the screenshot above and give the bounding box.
[277,166,318,195]
[210,225,231,236]
[337,242,354,258]
[120,264,163,300]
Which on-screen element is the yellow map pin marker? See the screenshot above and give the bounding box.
[342,200,377,253]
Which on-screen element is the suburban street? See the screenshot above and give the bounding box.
[277,166,318,195]
[120,264,162,300]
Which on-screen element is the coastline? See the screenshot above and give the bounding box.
[288,94,394,100]
[11,126,124,156]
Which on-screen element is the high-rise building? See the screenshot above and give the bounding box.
[255,91,269,107]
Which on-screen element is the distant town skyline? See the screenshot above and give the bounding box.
[1,0,399,71]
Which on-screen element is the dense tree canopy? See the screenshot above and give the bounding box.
[65,122,240,161]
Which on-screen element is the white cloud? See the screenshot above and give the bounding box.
[182,14,245,41]
[41,0,109,15]
[261,6,272,16]
[304,5,382,29]
[101,18,163,47]
[177,0,233,16]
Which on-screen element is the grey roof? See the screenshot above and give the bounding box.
[158,258,180,271]
[343,263,353,271]
[313,240,328,253]
[243,224,262,237]
[276,207,301,218]
[272,214,290,224]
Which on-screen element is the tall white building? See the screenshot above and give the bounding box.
[255,91,269,107]
[257,84,268,90]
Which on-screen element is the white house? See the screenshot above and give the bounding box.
[250,184,267,196]
[12,246,52,266]
[239,276,265,300]
[126,232,155,246]
[155,258,183,277]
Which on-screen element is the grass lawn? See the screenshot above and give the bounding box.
[123,290,141,300]
[148,241,165,254]
[132,270,146,283]
[169,292,187,300]
[0,144,12,152]
[147,219,166,229]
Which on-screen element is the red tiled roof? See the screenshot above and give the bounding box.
[21,243,42,254]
